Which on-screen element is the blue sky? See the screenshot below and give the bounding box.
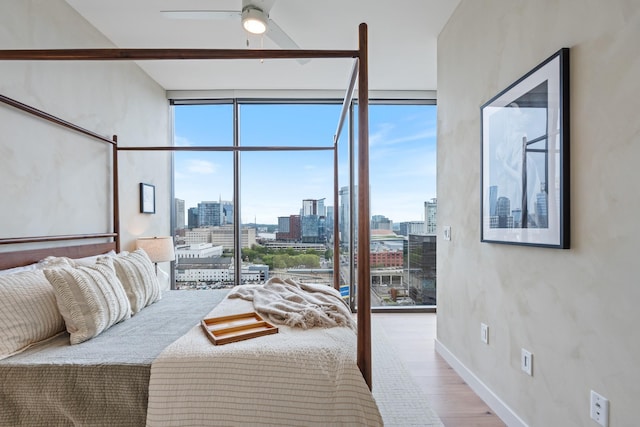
[174,103,437,225]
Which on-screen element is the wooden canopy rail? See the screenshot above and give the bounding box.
[0,23,372,389]
[0,95,120,253]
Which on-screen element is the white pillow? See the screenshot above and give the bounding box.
[72,250,117,267]
[110,249,161,314]
[44,257,131,345]
[37,250,117,269]
[0,270,66,360]
[0,262,39,276]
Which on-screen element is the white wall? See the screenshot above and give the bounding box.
[0,1,171,268]
[436,1,640,425]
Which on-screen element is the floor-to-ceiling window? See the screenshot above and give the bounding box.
[366,102,437,307]
[171,99,437,307]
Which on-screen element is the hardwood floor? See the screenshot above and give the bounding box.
[372,312,506,427]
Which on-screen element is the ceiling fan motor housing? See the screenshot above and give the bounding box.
[241,6,268,34]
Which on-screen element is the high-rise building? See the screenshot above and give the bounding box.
[407,234,437,305]
[399,221,425,236]
[302,198,325,216]
[198,201,222,227]
[339,186,358,246]
[339,186,350,245]
[489,186,498,216]
[276,215,300,241]
[221,200,234,225]
[301,215,322,243]
[187,207,198,229]
[175,198,185,231]
[371,214,392,230]
[425,198,437,234]
[325,206,334,241]
[535,190,548,228]
[277,216,290,233]
[494,196,513,228]
[300,198,326,243]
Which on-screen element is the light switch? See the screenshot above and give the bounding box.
[443,226,451,241]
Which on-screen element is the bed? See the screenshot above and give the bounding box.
[0,248,381,426]
[0,23,378,426]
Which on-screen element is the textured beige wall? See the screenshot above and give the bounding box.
[437,1,640,425]
[0,1,171,259]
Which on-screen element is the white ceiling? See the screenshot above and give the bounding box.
[64,0,460,92]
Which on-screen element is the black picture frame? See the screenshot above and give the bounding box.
[481,48,570,248]
[140,182,155,214]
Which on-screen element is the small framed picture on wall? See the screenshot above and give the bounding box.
[140,182,155,214]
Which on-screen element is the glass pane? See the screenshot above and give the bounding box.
[239,104,338,147]
[239,150,334,285]
[354,103,438,308]
[174,103,233,147]
[173,103,235,290]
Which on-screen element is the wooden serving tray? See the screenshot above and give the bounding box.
[200,312,278,345]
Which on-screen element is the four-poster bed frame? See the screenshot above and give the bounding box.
[0,24,373,387]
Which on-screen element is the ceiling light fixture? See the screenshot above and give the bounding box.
[241,6,267,35]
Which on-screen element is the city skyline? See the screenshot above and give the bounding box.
[174,103,437,225]
[177,196,435,232]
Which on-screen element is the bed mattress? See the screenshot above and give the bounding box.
[0,289,230,427]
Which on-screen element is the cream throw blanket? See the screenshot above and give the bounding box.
[146,286,383,426]
[228,277,356,331]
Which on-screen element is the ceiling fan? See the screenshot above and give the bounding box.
[161,0,304,54]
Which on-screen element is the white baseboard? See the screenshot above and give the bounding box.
[434,339,528,427]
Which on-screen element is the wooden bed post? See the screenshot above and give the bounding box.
[112,135,120,253]
[356,22,372,390]
[333,140,340,291]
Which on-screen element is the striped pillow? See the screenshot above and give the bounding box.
[44,257,131,345]
[0,270,65,360]
[110,249,161,314]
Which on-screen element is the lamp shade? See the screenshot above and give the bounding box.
[136,236,175,263]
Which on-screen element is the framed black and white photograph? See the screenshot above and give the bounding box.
[481,48,570,248]
[140,182,155,214]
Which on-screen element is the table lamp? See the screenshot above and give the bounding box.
[135,236,175,274]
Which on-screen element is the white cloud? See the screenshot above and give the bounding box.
[187,159,217,174]
[174,135,193,147]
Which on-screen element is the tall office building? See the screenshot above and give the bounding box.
[301,215,321,243]
[325,206,334,241]
[276,215,300,241]
[277,216,290,234]
[198,201,222,227]
[494,196,513,228]
[399,221,425,236]
[489,186,498,216]
[301,198,326,243]
[339,186,358,245]
[302,198,325,216]
[407,234,437,305]
[535,189,548,228]
[175,198,185,231]
[187,207,198,229]
[425,198,437,234]
[221,200,234,225]
[371,214,392,230]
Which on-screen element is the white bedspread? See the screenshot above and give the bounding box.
[146,286,382,426]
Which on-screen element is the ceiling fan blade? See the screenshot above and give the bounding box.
[266,19,309,64]
[161,10,241,21]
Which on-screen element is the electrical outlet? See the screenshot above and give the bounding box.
[480,323,489,344]
[521,349,533,376]
[590,390,609,427]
